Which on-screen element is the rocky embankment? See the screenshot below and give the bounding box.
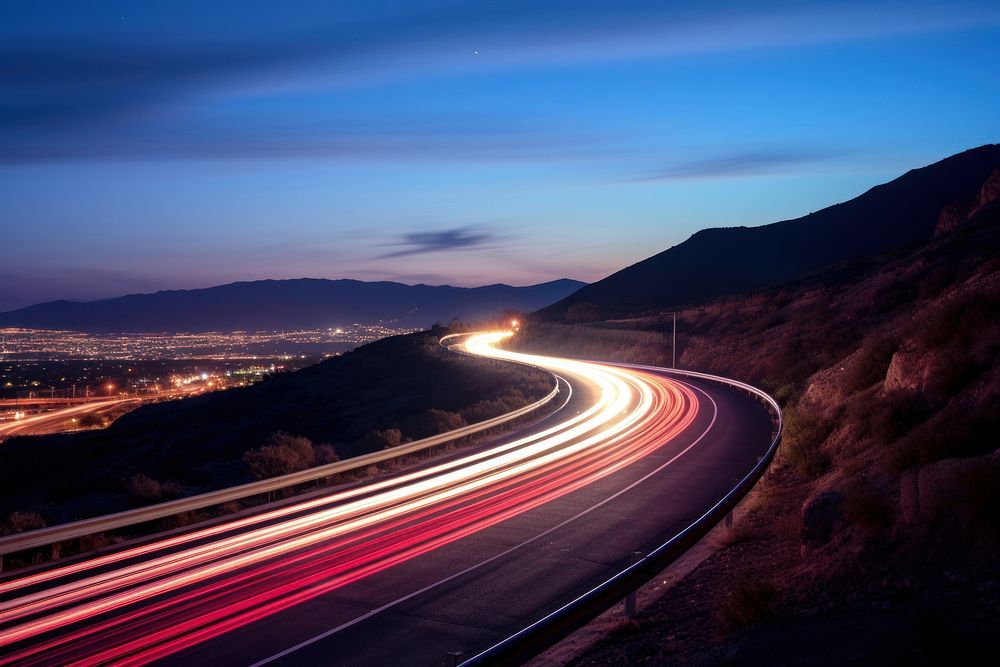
[559,169,1000,665]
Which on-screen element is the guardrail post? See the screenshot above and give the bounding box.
[624,551,643,619]
[445,651,462,667]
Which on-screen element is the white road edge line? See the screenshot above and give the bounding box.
[249,378,718,667]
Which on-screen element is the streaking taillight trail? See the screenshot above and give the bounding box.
[0,331,701,666]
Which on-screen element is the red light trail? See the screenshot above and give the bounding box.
[0,332,701,665]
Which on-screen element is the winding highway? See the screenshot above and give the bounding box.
[0,398,139,440]
[0,331,773,665]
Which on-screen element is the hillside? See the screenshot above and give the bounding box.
[0,278,585,333]
[516,167,1000,664]
[0,332,553,531]
[541,144,1000,320]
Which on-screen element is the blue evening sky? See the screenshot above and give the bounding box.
[1,0,998,309]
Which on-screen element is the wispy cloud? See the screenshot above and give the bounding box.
[3,1,997,163]
[0,111,610,163]
[637,148,848,181]
[376,226,496,259]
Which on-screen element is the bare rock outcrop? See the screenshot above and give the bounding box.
[934,202,969,237]
[882,345,944,394]
[898,447,1000,531]
[934,167,1000,237]
[972,167,1000,215]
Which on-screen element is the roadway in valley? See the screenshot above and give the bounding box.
[0,384,215,441]
[0,398,140,440]
[0,332,774,666]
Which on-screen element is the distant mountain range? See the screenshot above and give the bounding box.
[0,278,585,333]
[541,144,1000,320]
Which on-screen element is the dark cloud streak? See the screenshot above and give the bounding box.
[376,227,495,259]
[4,1,995,163]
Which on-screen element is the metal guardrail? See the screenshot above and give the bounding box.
[459,365,783,666]
[0,368,560,561]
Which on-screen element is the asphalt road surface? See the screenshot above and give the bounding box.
[0,332,773,666]
[0,398,139,440]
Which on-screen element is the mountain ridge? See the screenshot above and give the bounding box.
[540,144,1000,320]
[0,277,585,333]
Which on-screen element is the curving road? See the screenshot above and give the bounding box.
[0,398,141,441]
[0,332,773,666]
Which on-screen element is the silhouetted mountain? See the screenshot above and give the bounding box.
[540,145,1000,320]
[0,278,585,333]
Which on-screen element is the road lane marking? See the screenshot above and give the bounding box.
[249,379,718,666]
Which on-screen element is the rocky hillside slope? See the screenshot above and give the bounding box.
[521,167,1000,664]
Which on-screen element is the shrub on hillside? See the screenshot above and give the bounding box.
[506,322,671,367]
[353,428,403,454]
[123,473,181,503]
[843,336,897,392]
[78,413,107,428]
[720,577,778,628]
[760,378,797,405]
[1,510,46,535]
[314,443,340,466]
[849,390,933,446]
[910,290,1000,352]
[460,398,510,423]
[403,409,466,440]
[782,407,832,477]
[243,432,316,480]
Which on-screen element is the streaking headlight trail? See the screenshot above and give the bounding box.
[0,331,701,666]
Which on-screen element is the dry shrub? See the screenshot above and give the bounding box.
[1,510,46,535]
[761,378,797,405]
[460,398,508,423]
[743,483,779,515]
[910,290,1000,352]
[220,501,242,515]
[77,532,116,553]
[720,577,778,629]
[506,322,671,367]
[78,412,107,428]
[851,390,932,445]
[771,511,802,543]
[712,523,756,549]
[843,336,897,392]
[314,443,340,466]
[353,428,403,454]
[243,432,316,480]
[403,409,466,440]
[123,473,181,502]
[782,407,832,477]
